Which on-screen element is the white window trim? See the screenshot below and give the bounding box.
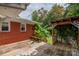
[20,23,26,32]
[1,21,10,32]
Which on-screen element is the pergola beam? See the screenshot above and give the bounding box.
[51,16,79,46]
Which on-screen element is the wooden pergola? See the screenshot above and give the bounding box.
[51,16,79,46]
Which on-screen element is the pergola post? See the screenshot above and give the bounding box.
[72,20,79,47]
[77,28,79,47]
[52,24,57,44]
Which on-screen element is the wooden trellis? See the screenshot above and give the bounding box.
[51,16,79,46]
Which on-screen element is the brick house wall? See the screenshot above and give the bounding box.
[0,22,34,45]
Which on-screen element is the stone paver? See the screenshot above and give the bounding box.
[1,40,46,56]
[0,40,79,56]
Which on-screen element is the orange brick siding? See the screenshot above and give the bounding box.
[0,22,34,45]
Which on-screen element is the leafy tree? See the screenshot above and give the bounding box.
[65,3,79,18]
[32,10,39,22]
[44,4,65,26]
[32,8,53,44]
[47,4,65,20]
[32,8,48,23]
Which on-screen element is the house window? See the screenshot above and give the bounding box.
[1,22,10,32]
[20,23,26,32]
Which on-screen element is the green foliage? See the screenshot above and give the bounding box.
[43,4,65,26]
[55,25,78,43]
[32,7,53,45]
[65,3,79,18]
[32,10,40,22]
[35,23,50,38]
[48,3,78,44]
[32,3,79,45]
[54,3,79,43]
[34,23,53,44]
[46,36,53,45]
[32,8,48,23]
[46,4,65,20]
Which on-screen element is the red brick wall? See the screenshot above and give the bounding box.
[0,22,34,45]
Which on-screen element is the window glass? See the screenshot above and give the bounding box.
[1,22,9,32]
[20,24,26,32]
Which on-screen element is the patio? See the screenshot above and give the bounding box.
[0,40,78,56]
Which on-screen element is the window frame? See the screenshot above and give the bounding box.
[20,23,26,32]
[1,21,10,32]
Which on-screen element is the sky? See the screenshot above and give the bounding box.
[19,3,66,20]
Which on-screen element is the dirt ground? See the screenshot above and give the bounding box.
[0,40,79,56]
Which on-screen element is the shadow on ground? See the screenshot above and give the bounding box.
[30,44,72,56]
